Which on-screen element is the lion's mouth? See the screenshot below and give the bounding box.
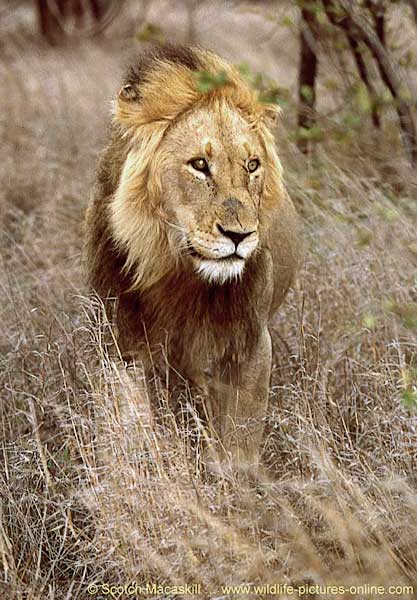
[188,245,246,284]
[189,247,244,262]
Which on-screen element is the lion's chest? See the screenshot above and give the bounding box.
[137,259,273,375]
[143,286,251,363]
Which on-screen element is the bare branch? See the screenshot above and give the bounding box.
[322,0,417,165]
[323,2,381,128]
[348,37,381,128]
[405,0,417,23]
[37,0,124,42]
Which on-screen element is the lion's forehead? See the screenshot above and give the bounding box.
[167,104,262,161]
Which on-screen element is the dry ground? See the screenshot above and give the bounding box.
[1,2,417,599]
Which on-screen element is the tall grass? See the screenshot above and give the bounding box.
[1,4,417,599]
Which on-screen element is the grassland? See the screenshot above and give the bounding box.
[1,2,417,598]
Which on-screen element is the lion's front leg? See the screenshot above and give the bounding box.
[208,328,272,473]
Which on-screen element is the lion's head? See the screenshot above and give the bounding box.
[93,45,286,291]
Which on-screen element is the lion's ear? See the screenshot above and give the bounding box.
[115,84,143,128]
[118,84,140,101]
[262,103,282,131]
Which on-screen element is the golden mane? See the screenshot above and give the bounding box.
[115,47,280,132]
[104,46,284,292]
[86,45,285,297]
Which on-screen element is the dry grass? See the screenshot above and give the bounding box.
[1,2,417,599]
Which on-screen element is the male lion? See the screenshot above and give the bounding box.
[85,45,300,470]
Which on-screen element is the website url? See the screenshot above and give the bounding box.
[221,583,415,597]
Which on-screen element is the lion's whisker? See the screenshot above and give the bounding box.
[163,219,186,233]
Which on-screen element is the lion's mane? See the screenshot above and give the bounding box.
[85,44,284,301]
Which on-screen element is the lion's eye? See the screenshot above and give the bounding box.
[189,158,210,175]
[247,158,260,173]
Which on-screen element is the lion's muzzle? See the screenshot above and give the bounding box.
[189,224,259,285]
[215,224,258,259]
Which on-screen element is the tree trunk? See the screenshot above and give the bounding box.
[37,0,65,44]
[298,6,318,154]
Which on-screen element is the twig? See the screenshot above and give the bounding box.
[323,0,417,166]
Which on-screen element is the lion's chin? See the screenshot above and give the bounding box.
[194,257,245,285]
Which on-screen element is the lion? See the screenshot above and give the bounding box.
[85,44,300,471]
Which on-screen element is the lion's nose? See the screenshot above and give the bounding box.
[217,224,255,248]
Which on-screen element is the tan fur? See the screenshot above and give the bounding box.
[85,45,300,470]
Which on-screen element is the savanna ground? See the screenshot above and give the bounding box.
[1,1,417,599]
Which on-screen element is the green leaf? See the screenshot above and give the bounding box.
[381,207,398,221]
[402,389,417,409]
[259,86,284,105]
[298,125,324,142]
[300,84,314,103]
[235,64,289,107]
[403,309,417,330]
[363,314,377,329]
[136,22,164,43]
[342,113,361,128]
[281,16,294,27]
[386,301,417,330]
[236,63,251,79]
[323,78,339,91]
[355,81,372,114]
[194,70,229,93]
[356,228,373,247]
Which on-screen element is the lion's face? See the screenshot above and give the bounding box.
[159,103,269,284]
